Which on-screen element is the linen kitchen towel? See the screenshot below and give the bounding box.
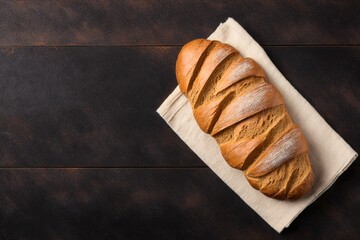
[157,18,358,233]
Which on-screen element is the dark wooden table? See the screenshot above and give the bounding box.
[0,1,359,239]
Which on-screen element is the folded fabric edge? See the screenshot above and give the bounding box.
[156,86,184,117]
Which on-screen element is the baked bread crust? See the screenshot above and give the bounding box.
[176,39,314,200]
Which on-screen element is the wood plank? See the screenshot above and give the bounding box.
[0,0,359,46]
[0,167,359,239]
[0,46,358,167]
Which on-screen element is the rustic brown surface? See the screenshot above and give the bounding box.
[0,46,198,167]
[0,1,359,239]
[0,0,359,46]
[0,167,359,239]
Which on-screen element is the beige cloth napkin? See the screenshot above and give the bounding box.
[156,18,358,233]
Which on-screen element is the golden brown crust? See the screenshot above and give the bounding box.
[176,39,212,94]
[246,126,308,177]
[176,39,314,200]
[287,160,314,199]
[245,153,313,199]
[220,136,264,169]
[212,82,284,135]
[194,92,234,133]
[215,57,265,94]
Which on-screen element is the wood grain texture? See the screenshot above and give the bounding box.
[0,46,202,167]
[0,0,359,46]
[0,46,358,167]
[0,167,359,239]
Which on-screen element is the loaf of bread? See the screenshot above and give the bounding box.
[176,39,314,200]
